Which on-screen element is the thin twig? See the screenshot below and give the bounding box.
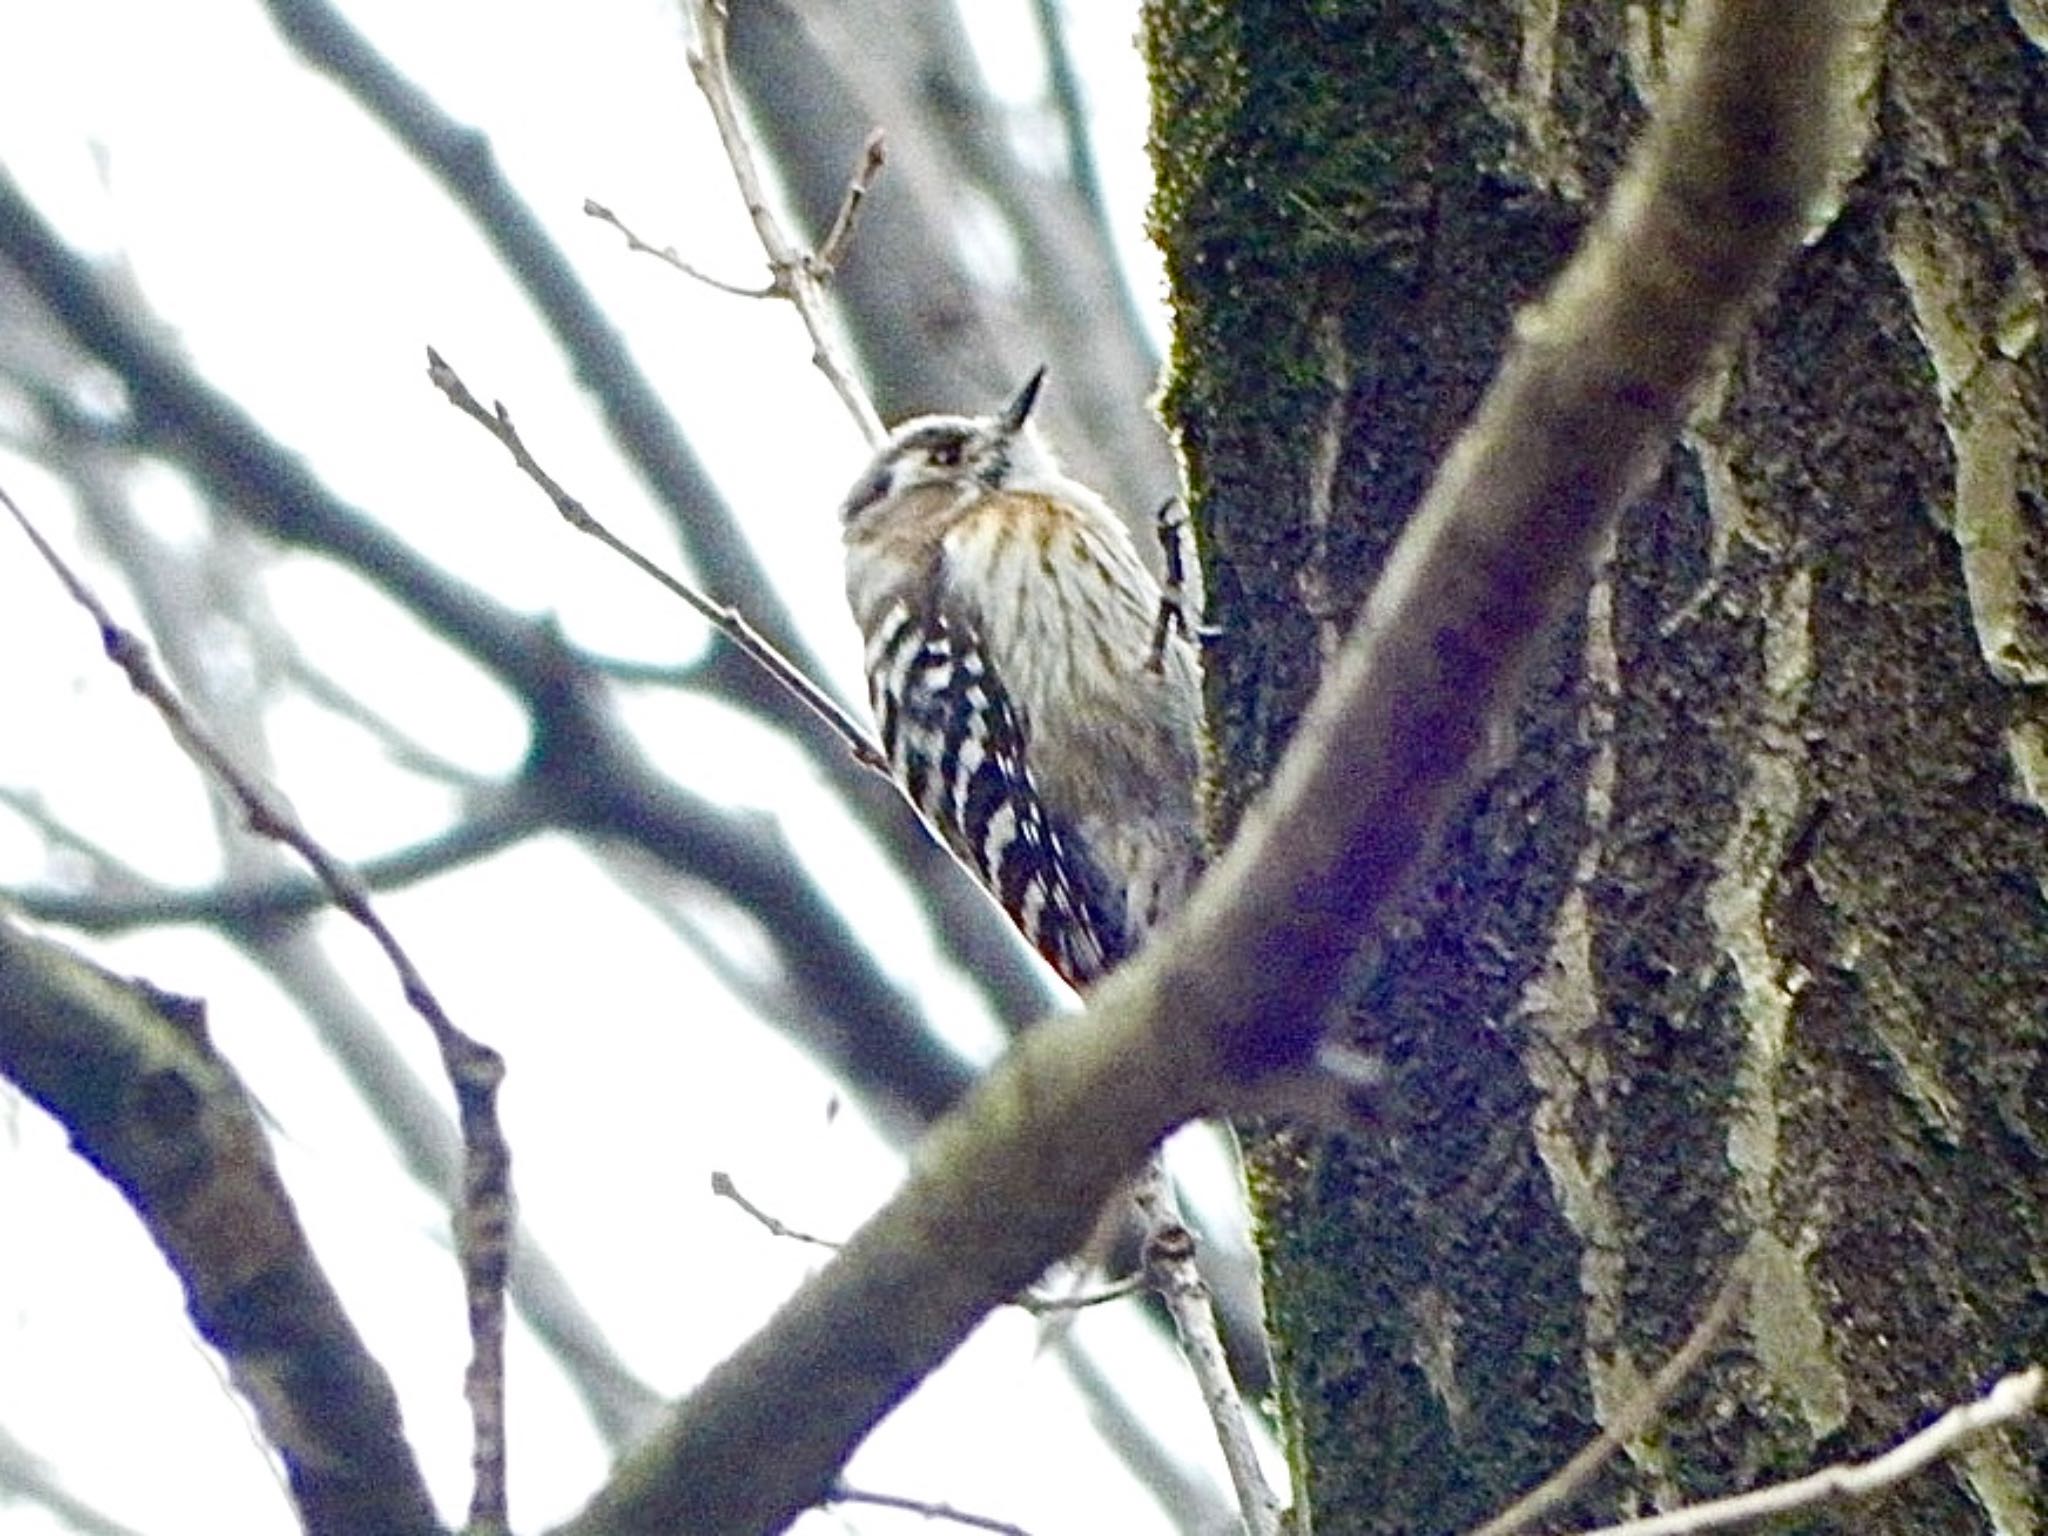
[0,479,515,1536]
[582,198,775,298]
[716,1161,1145,1312]
[829,1483,1035,1536]
[683,0,886,444]
[710,1170,843,1254]
[713,1168,1147,1314]
[1570,1367,2044,1536]
[424,348,887,775]
[813,129,888,275]
[1015,1271,1148,1315]
[583,132,879,295]
[1470,1259,1751,1536]
[1130,1158,1282,1536]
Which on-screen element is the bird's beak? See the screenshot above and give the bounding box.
[997,366,1046,437]
[840,461,892,523]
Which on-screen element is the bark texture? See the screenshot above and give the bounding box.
[1147,2,2048,1531]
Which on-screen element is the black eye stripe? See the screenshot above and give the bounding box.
[891,423,974,463]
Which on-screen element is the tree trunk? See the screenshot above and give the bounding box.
[1145,3,2048,1531]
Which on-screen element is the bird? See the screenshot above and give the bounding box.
[839,368,1202,989]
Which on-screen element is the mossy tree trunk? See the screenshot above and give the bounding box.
[1145,4,2048,1532]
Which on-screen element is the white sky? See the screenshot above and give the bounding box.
[0,3,1273,1534]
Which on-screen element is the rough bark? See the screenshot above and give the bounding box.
[1147,2,2048,1532]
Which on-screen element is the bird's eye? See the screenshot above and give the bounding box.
[929,439,964,469]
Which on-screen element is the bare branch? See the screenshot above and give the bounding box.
[812,129,888,275]
[0,915,441,1536]
[1,480,513,1535]
[1571,1367,2044,1536]
[587,119,882,302]
[426,347,888,776]
[1131,1160,1280,1536]
[583,197,777,297]
[1015,1272,1147,1315]
[1470,1261,1751,1536]
[683,0,885,443]
[712,1168,1147,1315]
[711,1170,843,1254]
[828,1484,1034,1536]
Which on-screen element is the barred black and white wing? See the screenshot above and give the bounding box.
[864,597,1125,987]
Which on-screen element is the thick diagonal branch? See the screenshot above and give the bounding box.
[0,916,442,1536]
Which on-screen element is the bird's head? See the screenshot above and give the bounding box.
[839,368,1054,527]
